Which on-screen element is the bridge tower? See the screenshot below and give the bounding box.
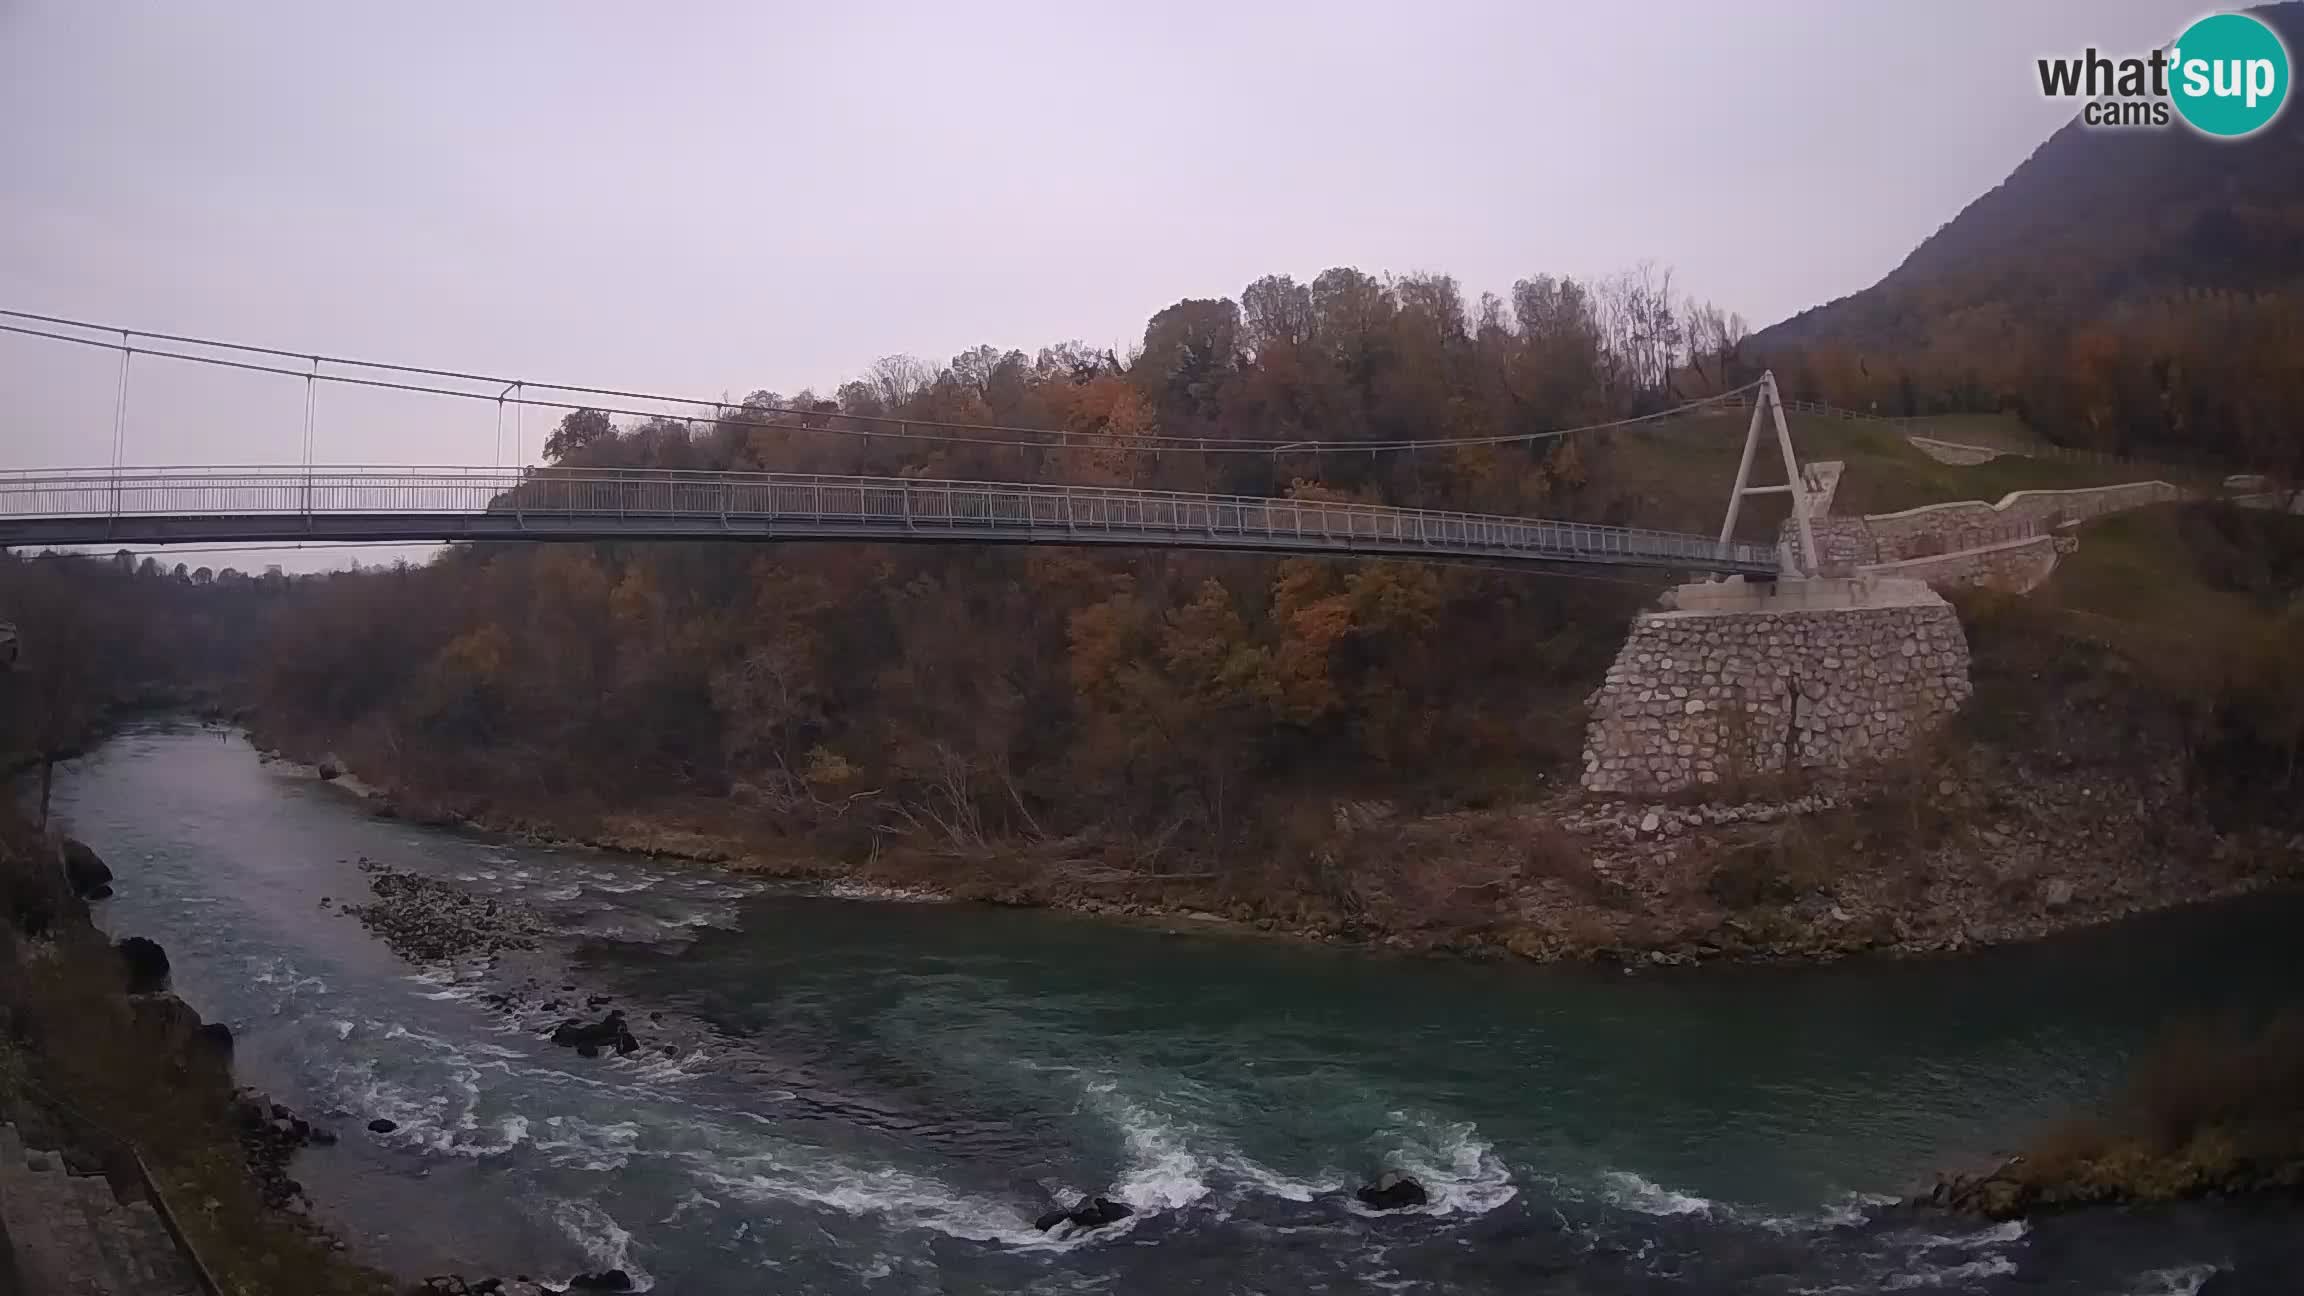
[1718,370,1819,577]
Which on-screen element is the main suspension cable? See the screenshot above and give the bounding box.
[0,309,1762,458]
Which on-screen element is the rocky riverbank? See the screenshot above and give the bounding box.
[280,734,2304,972]
[1918,1014,2304,1223]
[0,822,397,1295]
[245,634,2304,976]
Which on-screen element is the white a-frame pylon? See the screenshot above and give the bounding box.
[1717,370,1817,576]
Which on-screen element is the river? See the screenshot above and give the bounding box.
[45,723,2304,1294]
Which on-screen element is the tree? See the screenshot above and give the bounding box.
[544,408,616,462]
[1138,298,1242,417]
[867,355,936,411]
[1241,275,1314,356]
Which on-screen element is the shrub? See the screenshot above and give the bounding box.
[2017,1013,2304,1202]
[1704,822,1836,908]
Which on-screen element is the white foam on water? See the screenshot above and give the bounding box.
[620,1044,714,1085]
[586,875,661,895]
[532,1115,643,1171]
[2125,1265,2221,1296]
[689,1154,1042,1247]
[1881,1254,2018,1289]
[1088,1081,1212,1213]
[1354,1113,1518,1218]
[1967,1219,2028,1245]
[1815,1191,1901,1228]
[1598,1170,1717,1218]
[319,1018,547,1159]
[1070,1073,1343,1219]
[1221,1155,1343,1204]
[1750,1190,1904,1234]
[545,1197,655,1292]
[1892,1217,2031,1255]
[659,1189,720,1224]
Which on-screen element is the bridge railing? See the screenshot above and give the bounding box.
[0,466,1778,571]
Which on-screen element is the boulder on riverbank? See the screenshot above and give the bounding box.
[567,1270,634,1291]
[60,837,112,899]
[230,1089,326,1209]
[1033,1196,1134,1233]
[1355,1171,1429,1211]
[115,935,169,993]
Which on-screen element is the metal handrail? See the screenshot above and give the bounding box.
[0,465,1780,572]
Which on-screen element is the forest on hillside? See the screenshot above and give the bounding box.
[250,265,1762,871]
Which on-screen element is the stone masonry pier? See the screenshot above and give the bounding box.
[1580,576,1972,797]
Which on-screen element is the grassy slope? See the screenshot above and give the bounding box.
[1576,411,2163,542]
[2026,503,2304,681]
[1901,412,2048,452]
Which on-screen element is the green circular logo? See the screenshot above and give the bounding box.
[2170,12,2290,137]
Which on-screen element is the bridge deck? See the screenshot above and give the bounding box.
[0,468,1779,574]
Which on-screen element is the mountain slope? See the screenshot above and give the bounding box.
[1755,0,2304,358]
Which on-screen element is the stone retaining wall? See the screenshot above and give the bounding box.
[1779,480,2187,575]
[1862,481,2183,559]
[1581,583,1971,797]
[1860,534,2070,594]
[1804,517,1880,567]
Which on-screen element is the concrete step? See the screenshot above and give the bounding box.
[0,1133,202,1296]
[118,1198,202,1295]
[64,1172,134,1289]
[2,1161,110,1294]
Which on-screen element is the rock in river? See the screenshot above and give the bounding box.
[567,1271,634,1291]
[1356,1172,1429,1211]
[549,1010,640,1057]
[1034,1196,1134,1232]
[344,859,542,963]
[368,1118,398,1134]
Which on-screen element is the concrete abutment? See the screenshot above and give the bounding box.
[1580,576,1972,797]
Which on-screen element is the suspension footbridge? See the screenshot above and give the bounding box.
[0,312,1802,576]
[0,467,1780,573]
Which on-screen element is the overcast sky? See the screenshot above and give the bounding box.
[0,0,2202,563]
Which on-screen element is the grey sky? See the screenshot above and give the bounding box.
[0,0,2199,510]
